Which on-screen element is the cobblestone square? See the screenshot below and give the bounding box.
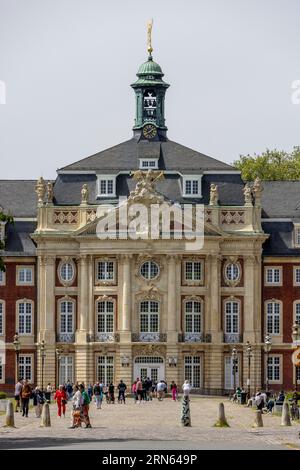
[1,396,300,450]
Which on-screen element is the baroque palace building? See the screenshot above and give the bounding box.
[0,42,300,394]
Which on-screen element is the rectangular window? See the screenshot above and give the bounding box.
[59,356,74,384]
[224,356,240,390]
[225,301,239,334]
[0,356,2,381]
[97,356,114,386]
[182,176,202,197]
[295,303,300,325]
[0,270,5,285]
[19,356,32,382]
[0,302,3,335]
[294,267,300,286]
[17,266,34,285]
[18,302,32,335]
[267,356,280,382]
[295,227,300,247]
[184,261,202,282]
[97,301,114,333]
[266,302,280,335]
[265,267,281,285]
[96,260,115,282]
[139,159,158,169]
[97,176,116,197]
[184,356,201,388]
[60,301,74,334]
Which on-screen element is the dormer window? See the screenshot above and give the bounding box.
[139,158,158,169]
[0,222,5,246]
[294,225,300,248]
[96,175,116,198]
[182,176,202,198]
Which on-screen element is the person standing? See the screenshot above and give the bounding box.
[156,380,165,401]
[33,386,44,418]
[21,379,32,417]
[132,381,137,403]
[136,378,143,403]
[170,381,178,401]
[117,380,127,404]
[108,382,115,404]
[93,382,103,409]
[14,378,23,412]
[145,377,153,401]
[54,385,67,417]
[66,380,73,400]
[80,383,92,428]
[87,383,93,402]
[70,384,82,428]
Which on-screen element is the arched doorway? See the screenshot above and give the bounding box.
[134,356,165,383]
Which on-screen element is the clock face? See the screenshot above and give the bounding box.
[143,124,157,139]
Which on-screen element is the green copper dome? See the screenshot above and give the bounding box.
[137,56,163,76]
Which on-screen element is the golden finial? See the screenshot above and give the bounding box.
[147,19,153,56]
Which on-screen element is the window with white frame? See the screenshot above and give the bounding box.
[17,266,34,285]
[19,356,32,382]
[0,355,3,382]
[97,176,116,197]
[295,302,300,325]
[97,356,114,386]
[265,267,282,285]
[294,226,300,248]
[182,176,202,197]
[59,356,74,384]
[185,300,202,333]
[0,301,4,335]
[96,300,114,333]
[267,356,281,382]
[139,158,158,169]
[140,261,159,280]
[96,260,115,282]
[18,301,33,335]
[59,300,74,334]
[184,356,201,388]
[266,301,280,334]
[224,300,239,334]
[224,356,240,390]
[140,300,159,333]
[59,261,75,283]
[225,263,240,282]
[0,269,5,285]
[294,267,300,286]
[184,260,203,282]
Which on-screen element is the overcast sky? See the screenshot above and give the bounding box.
[0,0,300,179]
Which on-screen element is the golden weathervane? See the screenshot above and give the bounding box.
[147,19,153,55]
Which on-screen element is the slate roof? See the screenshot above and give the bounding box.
[0,180,37,218]
[261,181,300,221]
[58,139,235,173]
[2,221,37,256]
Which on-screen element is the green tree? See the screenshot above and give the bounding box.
[233,147,300,181]
[0,211,13,272]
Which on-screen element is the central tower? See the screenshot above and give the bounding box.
[131,20,170,141]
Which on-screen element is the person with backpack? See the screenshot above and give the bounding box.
[33,386,44,418]
[93,382,103,409]
[80,383,92,428]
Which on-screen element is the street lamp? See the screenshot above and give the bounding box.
[264,334,272,392]
[13,332,20,380]
[245,341,252,399]
[39,340,46,391]
[56,347,63,387]
[232,347,238,394]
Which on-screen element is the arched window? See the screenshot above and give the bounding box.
[59,300,74,334]
[140,300,159,333]
[224,300,239,334]
[266,301,280,335]
[184,300,202,333]
[18,300,33,335]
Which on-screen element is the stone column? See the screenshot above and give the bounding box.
[119,255,132,343]
[87,255,94,339]
[167,255,177,343]
[243,255,256,342]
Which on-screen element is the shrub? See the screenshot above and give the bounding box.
[0,391,7,399]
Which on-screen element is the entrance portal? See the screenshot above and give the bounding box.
[134,356,165,382]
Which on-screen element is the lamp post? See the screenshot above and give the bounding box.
[39,340,46,391]
[291,323,300,391]
[245,341,252,399]
[13,332,20,381]
[232,347,238,394]
[56,347,63,387]
[264,334,272,392]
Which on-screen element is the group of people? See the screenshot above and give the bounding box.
[243,387,300,414]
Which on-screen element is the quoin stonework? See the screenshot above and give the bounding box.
[0,38,300,395]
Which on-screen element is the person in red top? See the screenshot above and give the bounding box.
[54,385,67,417]
[136,378,143,403]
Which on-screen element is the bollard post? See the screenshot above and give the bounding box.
[214,402,230,427]
[4,401,15,427]
[253,410,263,427]
[40,402,51,427]
[181,395,191,427]
[281,402,292,426]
